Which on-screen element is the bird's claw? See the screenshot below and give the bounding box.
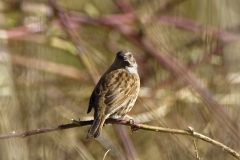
[71,118,81,125]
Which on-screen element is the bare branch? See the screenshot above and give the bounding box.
[0,119,239,159]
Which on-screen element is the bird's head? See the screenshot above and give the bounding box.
[116,50,136,66]
[113,50,138,74]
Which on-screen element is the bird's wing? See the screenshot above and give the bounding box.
[103,69,139,115]
[87,74,105,114]
[87,69,139,115]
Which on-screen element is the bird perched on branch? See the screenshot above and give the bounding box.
[86,50,140,139]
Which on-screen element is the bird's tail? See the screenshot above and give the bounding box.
[86,115,106,139]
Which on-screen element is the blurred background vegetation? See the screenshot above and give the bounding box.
[0,0,240,159]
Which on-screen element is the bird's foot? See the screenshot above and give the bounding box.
[71,118,81,125]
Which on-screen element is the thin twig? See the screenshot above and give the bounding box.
[193,138,200,160]
[102,149,111,160]
[0,119,239,159]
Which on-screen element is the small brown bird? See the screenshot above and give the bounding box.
[86,50,140,139]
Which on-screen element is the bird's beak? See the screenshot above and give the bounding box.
[119,54,127,61]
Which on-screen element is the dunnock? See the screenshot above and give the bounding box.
[86,50,140,138]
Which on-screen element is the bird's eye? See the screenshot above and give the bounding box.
[117,52,121,59]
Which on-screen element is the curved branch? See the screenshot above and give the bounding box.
[0,119,239,159]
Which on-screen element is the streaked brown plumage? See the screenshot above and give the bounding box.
[86,50,140,139]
